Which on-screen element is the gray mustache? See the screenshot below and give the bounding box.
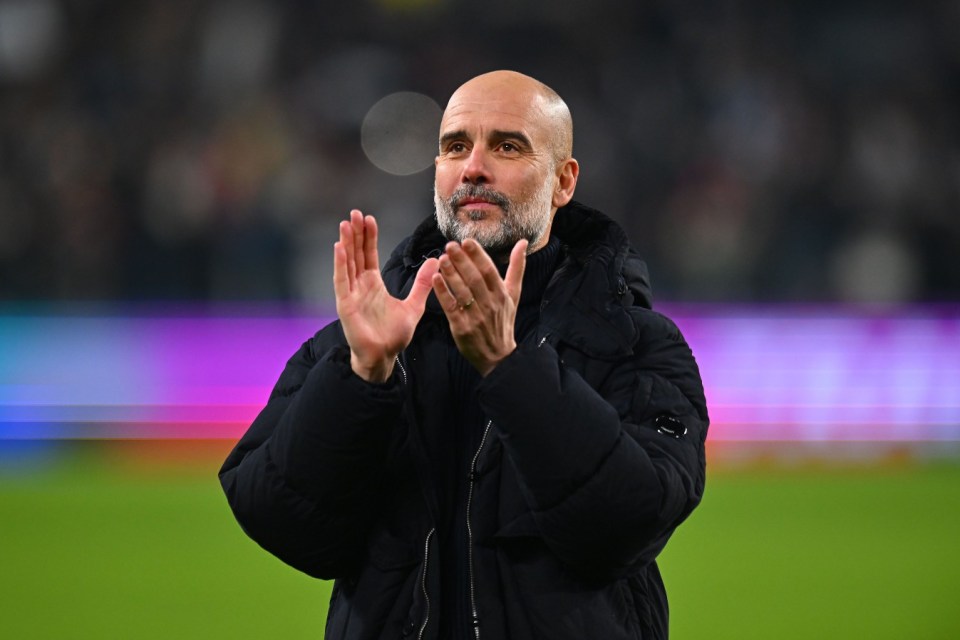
[451,185,510,210]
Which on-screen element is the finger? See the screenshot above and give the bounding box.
[432,271,461,314]
[350,209,365,273]
[504,239,528,303]
[461,238,503,295]
[438,250,473,308]
[363,214,380,273]
[333,241,350,300]
[339,219,356,287]
[406,258,440,313]
[445,242,491,306]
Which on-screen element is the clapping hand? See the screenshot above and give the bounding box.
[432,238,527,376]
[333,210,439,382]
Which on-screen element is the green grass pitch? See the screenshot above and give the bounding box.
[1,444,958,639]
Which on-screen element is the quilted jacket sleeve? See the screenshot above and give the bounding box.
[477,309,708,582]
[218,322,404,579]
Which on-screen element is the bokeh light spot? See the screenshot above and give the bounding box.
[361,91,441,176]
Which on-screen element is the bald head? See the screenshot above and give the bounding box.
[443,70,574,166]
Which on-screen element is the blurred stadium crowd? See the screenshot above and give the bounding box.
[1,0,957,304]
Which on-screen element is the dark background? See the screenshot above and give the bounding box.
[2,0,958,304]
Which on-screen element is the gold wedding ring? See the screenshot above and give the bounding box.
[460,298,474,310]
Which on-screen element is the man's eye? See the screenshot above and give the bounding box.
[448,142,466,153]
[500,142,516,152]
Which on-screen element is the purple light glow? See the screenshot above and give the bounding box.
[669,306,960,442]
[0,312,328,439]
[1,306,958,442]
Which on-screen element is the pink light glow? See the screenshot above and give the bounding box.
[1,306,958,442]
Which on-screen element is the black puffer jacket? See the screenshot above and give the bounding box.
[220,201,709,639]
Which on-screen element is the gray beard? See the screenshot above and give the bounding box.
[434,181,553,261]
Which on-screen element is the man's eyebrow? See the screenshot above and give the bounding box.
[439,129,533,149]
[439,130,468,147]
[489,130,532,148]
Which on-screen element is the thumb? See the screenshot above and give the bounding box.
[504,239,528,304]
[405,257,440,311]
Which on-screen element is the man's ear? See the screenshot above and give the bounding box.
[552,158,579,208]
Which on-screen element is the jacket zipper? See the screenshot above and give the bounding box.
[463,336,548,638]
[466,418,493,640]
[395,355,408,385]
[411,337,543,639]
[417,528,435,640]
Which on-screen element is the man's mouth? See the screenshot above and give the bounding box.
[457,197,497,207]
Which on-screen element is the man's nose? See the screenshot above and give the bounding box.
[461,146,491,184]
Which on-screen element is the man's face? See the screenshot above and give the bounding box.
[434,80,559,260]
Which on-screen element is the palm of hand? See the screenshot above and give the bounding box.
[333,210,438,382]
[337,269,419,367]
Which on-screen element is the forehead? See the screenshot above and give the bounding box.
[440,85,550,141]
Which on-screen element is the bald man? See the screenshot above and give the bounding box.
[221,71,708,640]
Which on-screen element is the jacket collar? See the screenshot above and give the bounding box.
[385,201,652,356]
[549,201,652,310]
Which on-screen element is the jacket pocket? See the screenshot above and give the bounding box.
[325,530,425,639]
[494,538,646,640]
